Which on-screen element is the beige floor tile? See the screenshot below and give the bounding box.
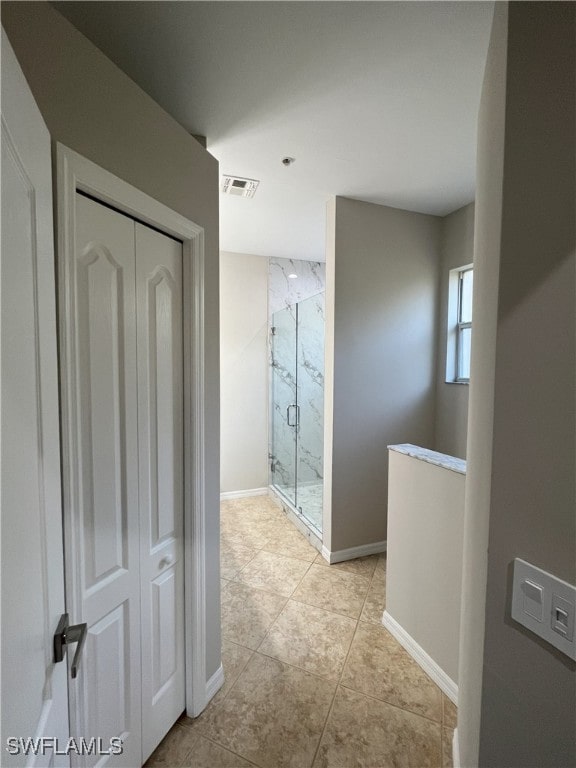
[221,541,259,580]
[177,643,254,737]
[313,553,379,579]
[263,526,318,562]
[195,653,336,768]
[222,514,280,534]
[442,727,454,768]
[313,686,442,768]
[184,736,255,767]
[222,580,288,650]
[217,640,254,700]
[359,572,386,624]
[292,564,371,619]
[178,691,222,735]
[261,516,295,540]
[341,622,442,722]
[442,694,457,729]
[374,553,387,577]
[145,724,198,767]
[222,496,279,520]
[222,520,277,550]
[234,550,311,597]
[221,500,294,549]
[258,600,356,680]
[216,496,444,767]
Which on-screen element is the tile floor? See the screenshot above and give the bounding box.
[146,495,456,768]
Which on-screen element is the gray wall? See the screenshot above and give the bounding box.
[460,3,576,766]
[326,197,441,552]
[478,3,576,765]
[1,2,221,680]
[435,203,474,459]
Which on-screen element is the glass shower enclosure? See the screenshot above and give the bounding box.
[270,293,325,533]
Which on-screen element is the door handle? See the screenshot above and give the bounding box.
[287,404,297,427]
[159,555,175,569]
[54,612,88,679]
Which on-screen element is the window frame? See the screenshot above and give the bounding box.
[455,266,473,383]
[445,263,473,385]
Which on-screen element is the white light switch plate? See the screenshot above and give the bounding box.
[511,558,576,661]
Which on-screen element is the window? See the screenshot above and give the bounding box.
[446,265,473,383]
[456,267,473,381]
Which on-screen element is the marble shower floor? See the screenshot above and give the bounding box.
[146,495,456,768]
[272,482,323,533]
[294,483,323,531]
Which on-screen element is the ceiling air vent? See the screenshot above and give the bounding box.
[221,175,259,198]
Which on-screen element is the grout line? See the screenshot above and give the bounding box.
[199,733,263,768]
[337,680,444,727]
[289,592,361,622]
[309,555,387,766]
[283,596,359,624]
[192,731,262,768]
[309,612,362,767]
[222,576,292,603]
[357,567,378,620]
[251,648,340,685]
[249,558,315,652]
[309,679,339,768]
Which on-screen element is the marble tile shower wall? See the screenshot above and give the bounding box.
[269,258,325,315]
[269,258,326,528]
[271,305,297,497]
[296,292,325,489]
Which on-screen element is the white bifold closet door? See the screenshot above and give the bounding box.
[71,193,184,767]
[135,223,184,761]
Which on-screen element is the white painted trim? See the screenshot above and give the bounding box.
[204,664,225,704]
[453,728,460,768]
[320,546,331,563]
[322,540,387,564]
[56,144,209,726]
[220,487,268,500]
[382,610,458,704]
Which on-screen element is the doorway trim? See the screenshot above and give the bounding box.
[56,144,209,725]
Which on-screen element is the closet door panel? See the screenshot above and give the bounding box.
[72,194,142,768]
[135,223,185,762]
[76,241,128,585]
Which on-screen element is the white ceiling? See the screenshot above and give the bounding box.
[54,1,494,261]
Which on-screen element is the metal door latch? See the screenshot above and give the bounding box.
[54,613,87,679]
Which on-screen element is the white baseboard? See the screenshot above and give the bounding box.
[453,728,460,768]
[205,664,224,703]
[220,487,268,500]
[382,610,458,705]
[321,540,387,564]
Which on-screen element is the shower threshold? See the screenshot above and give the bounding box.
[268,485,323,552]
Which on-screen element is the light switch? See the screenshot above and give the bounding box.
[522,580,543,621]
[511,558,576,662]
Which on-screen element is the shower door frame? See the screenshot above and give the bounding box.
[269,296,324,538]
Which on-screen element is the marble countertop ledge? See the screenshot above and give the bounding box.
[388,443,466,476]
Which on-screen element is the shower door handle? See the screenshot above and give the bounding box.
[286,404,300,427]
[286,404,297,427]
